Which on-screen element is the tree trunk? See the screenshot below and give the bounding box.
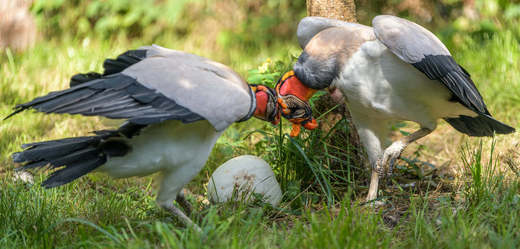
[305,0,365,185]
[306,0,357,22]
[0,0,37,52]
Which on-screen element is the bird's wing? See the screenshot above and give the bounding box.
[294,24,375,89]
[69,45,187,86]
[297,16,366,49]
[122,48,255,131]
[372,15,488,115]
[7,47,255,131]
[69,47,149,87]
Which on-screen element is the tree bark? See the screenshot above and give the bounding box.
[306,0,357,22]
[0,0,36,52]
[305,0,364,182]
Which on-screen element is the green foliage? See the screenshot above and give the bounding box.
[437,0,520,47]
[216,0,306,49]
[357,0,520,49]
[31,0,194,41]
[29,0,306,49]
[2,156,520,248]
[460,139,505,206]
[247,56,296,87]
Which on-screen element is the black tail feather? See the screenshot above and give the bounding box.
[444,114,515,137]
[13,137,99,164]
[43,156,107,188]
[13,123,144,188]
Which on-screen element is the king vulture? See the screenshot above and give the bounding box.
[275,15,515,202]
[6,45,294,230]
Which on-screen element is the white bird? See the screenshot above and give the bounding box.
[7,45,288,230]
[275,15,515,202]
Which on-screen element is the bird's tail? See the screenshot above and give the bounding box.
[444,114,515,137]
[12,124,142,188]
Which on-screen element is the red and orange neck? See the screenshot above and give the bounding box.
[276,71,317,102]
[250,84,280,125]
[275,71,319,136]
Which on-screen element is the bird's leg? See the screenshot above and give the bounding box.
[366,169,380,203]
[351,123,387,203]
[377,128,433,178]
[176,189,193,216]
[367,128,432,203]
[157,171,202,232]
[159,201,201,233]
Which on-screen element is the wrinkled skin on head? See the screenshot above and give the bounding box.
[275,71,319,136]
[250,84,280,125]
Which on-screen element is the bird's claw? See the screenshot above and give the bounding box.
[176,189,193,216]
[376,141,406,178]
[367,200,386,208]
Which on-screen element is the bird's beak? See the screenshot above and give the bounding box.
[275,71,318,137]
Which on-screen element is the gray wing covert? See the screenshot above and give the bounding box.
[121,50,254,131]
[297,16,365,49]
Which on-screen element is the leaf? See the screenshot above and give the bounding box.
[399,130,410,136]
[505,4,520,20]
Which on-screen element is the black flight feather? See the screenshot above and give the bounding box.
[412,55,488,115]
[412,55,514,136]
[69,49,147,87]
[103,49,147,75]
[6,73,204,126]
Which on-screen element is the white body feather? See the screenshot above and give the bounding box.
[97,120,222,205]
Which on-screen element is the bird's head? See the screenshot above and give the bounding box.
[250,84,281,125]
[275,70,319,137]
[249,71,320,136]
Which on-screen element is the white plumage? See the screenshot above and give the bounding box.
[99,120,222,203]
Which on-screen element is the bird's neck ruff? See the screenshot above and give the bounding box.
[275,70,318,137]
[249,84,280,125]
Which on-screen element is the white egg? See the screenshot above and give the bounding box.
[207,155,282,207]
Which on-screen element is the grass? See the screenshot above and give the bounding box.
[1,25,520,248]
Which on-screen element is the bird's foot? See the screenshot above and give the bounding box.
[176,189,193,216]
[161,203,202,233]
[366,200,386,208]
[377,140,406,178]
